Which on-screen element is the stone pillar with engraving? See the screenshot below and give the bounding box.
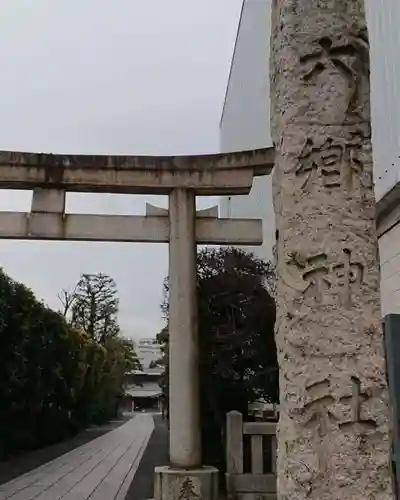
[270,1,394,498]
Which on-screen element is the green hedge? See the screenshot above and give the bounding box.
[0,269,130,459]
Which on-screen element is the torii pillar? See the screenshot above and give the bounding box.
[168,188,199,469]
[147,193,204,469]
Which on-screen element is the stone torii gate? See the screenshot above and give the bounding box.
[0,147,274,500]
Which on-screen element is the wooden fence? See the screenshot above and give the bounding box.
[226,410,277,500]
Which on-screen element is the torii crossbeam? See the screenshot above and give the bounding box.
[0,148,273,194]
[0,189,262,246]
[0,147,274,500]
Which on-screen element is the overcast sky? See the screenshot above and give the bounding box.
[0,0,243,339]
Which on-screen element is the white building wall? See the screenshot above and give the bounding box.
[367,0,400,316]
[366,0,400,199]
[380,225,400,316]
[219,0,274,263]
[220,0,400,314]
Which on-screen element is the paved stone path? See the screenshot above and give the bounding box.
[0,414,154,500]
[126,415,169,500]
[0,414,134,486]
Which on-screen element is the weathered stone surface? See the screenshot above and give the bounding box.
[0,211,263,245]
[270,1,394,498]
[168,189,200,469]
[0,147,274,195]
[154,466,218,500]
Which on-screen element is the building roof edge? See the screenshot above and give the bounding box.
[376,181,400,237]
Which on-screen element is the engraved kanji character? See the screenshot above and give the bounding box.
[179,477,200,500]
[300,35,369,120]
[297,135,365,190]
[303,379,338,437]
[298,137,343,189]
[301,254,332,303]
[339,377,377,434]
[304,396,338,437]
[332,249,364,308]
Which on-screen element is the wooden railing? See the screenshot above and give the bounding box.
[226,410,277,499]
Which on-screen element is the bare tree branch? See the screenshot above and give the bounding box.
[57,285,78,317]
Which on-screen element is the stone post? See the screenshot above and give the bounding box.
[270,1,394,498]
[154,188,218,500]
[168,187,200,468]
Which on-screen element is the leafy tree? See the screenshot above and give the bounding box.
[158,247,278,474]
[0,268,140,458]
[0,269,84,456]
[100,337,141,416]
[119,337,142,372]
[70,273,120,343]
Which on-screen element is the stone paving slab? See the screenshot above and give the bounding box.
[0,414,154,500]
[0,415,134,487]
[126,415,168,500]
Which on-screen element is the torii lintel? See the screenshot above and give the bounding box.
[0,147,274,195]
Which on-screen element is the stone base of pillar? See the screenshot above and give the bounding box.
[154,466,219,500]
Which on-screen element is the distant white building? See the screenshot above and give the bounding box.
[219,0,400,316]
[123,337,163,412]
[136,337,162,370]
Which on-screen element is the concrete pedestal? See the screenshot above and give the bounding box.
[154,466,219,500]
